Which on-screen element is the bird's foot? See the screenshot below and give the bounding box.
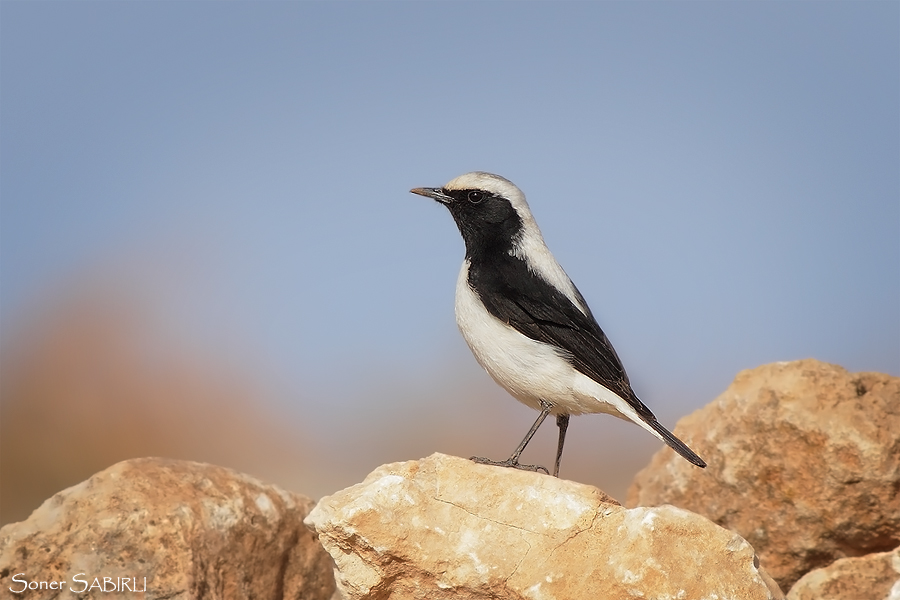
[469,455,550,475]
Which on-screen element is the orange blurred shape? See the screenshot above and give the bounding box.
[1,284,311,526]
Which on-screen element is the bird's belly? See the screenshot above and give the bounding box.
[455,266,608,416]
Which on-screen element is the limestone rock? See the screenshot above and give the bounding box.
[0,458,335,600]
[786,546,900,600]
[627,359,900,591]
[305,453,783,600]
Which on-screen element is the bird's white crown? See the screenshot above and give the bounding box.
[442,172,535,222]
[443,171,517,195]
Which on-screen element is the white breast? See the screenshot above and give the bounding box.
[453,259,650,424]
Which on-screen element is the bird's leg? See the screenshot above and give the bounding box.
[471,400,552,474]
[553,413,569,477]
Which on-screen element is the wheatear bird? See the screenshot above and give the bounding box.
[411,172,706,476]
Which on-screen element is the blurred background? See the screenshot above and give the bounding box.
[2,2,897,525]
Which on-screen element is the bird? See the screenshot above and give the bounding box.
[411,171,706,477]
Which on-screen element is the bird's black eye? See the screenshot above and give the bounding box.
[468,190,485,204]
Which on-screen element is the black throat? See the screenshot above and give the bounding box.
[443,191,524,262]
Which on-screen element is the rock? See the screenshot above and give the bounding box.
[786,546,900,600]
[627,359,900,591]
[0,458,335,600]
[305,453,784,600]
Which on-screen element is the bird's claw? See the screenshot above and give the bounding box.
[469,455,550,475]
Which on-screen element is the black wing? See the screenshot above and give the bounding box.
[467,255,707,468]
[467,254,642,411]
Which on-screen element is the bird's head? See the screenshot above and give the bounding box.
[411,172,539,258]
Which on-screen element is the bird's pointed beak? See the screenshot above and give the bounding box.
[410,187,452,204]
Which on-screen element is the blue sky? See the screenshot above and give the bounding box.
[2,2,898,492]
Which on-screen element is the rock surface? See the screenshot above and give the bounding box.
[627,359,900,591]
[305,453,783,600]
[0,458,335,600]
[787,546,900,600]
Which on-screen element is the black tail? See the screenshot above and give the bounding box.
[646,418,707,468]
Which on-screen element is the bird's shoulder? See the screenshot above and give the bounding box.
[465,253,576,320]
